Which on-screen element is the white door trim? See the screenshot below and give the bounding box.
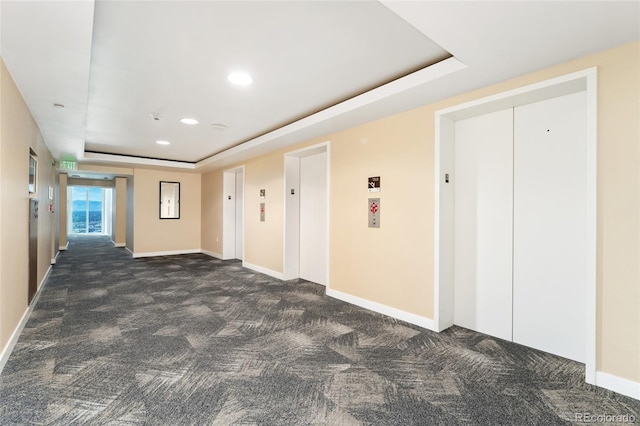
[283,141,330,285]
[434,68,597,384]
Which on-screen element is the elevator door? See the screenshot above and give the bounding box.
[512,91,587,362]
[28,199,38,304]
[299,152,327,285]
[235,170,244,260]
[453,108,514,341]
[453,92,587,363]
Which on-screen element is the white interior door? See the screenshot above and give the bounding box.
[235,170,244,260]
[513,91,587,362]
[453,108,514,341]
[299,152,327,285]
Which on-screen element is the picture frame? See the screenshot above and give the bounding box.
[159,181,180,219]
[28,154,38,194]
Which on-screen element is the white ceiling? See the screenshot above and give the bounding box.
[1,1,639,172]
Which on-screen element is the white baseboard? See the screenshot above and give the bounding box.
[326,288,437,332]
[112,241,125,248]
[242,262,284,280]
[59,242,68,251]
[39,265,52,289]
[201,249,223,259]
[0,265,51,374]
[595,371,640,400]
[51,251,59,265]
[132,248,201,258]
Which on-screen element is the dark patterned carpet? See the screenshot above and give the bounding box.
[1,235,638,425]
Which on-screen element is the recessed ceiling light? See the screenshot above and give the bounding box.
[209,123,228,131]
[180,118,199,125]
[156,140,170,145]
[228,71,252,86]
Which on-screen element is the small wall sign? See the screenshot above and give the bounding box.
[260,189,266,198]
[368,176,380,192]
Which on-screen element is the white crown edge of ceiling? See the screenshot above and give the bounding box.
[81,152,196,170]
[81,56,466,172]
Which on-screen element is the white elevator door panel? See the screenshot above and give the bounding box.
[235,171,244,260]
[299,152,327,285]
[513,91,587,362]
[454,108,514,341]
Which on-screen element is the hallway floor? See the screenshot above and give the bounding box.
[1,235,638,425]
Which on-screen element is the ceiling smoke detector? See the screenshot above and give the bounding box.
[209,123,228,131]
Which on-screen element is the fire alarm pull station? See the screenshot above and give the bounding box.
[260,203,266,222]
[368,198,380,228]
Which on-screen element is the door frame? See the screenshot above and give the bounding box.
[434,68,597,383]
[283,141,330,283]
[222,165,245,260]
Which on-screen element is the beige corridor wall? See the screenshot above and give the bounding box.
[201,170,223,256]
[201,41,639,384]
[243,154,286,272]
[114,177,126,246]
[330,108,433,316]
[133,168,201,254]
[0,58,55,355]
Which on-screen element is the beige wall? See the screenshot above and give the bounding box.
[133,168,201,254]
[200,41,639,384]
[201,170,223,255]
[126,176,134,251]
[113,177,126,246]
[330,107,434,316]
[243,154,286,272]
[0,58,55,354]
